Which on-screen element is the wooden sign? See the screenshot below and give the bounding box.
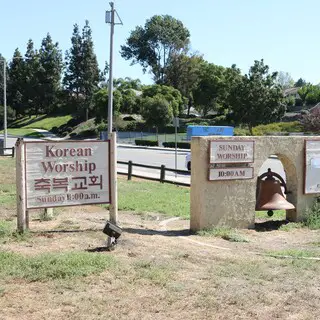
[25,140,110,209]
[304,140,320,194]
[210,140,254,164]
[209,167,254,181]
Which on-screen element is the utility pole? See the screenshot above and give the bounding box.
[105,2,123,234]
[107,2,115,135]
[2,58,7,149]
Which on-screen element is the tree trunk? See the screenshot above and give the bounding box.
[187,95,192,116]
[249,125,253,135]
[85,107,89,121]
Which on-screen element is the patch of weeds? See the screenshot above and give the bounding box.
[198,227,249,243]
[309,242,320,247]
[38,209,57,222]
[305,198,320,229]
[279,222,304,231]
[0,251,116,282]
[266,249,320,259]
[55,220,81,230]
[0,221,13,239]
[0,221,29,243]
[133,260,172,286]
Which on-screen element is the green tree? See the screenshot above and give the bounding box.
[142,84,183,116]
[64,22,100,119]
[294,78,307,87]
[81,20,100,120]
[24,39,41,115]
[193,62,227,117]
[7,49,25,117]
[121,15,190,83]
[305,85,320,105]
[164,52,204,115]
[298,85,312,106]
[114,77,142,91]
[37,33,63,114]
[92,88,122,125]
[63,24,82,100]
[120,89,139,114]
[276,71,294,89]
[228,59,285,134]
[141,94,173,129]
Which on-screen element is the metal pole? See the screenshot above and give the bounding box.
[106,2,118,249]
[3,59,7,149]
[175,117,178,178]
[107,2,115,134]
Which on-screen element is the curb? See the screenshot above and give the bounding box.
[117,144,190,153]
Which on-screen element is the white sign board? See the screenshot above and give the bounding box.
[210,140,254,164]
[305,140,320,194]
[25,140,110,209]
[209,167,254,181]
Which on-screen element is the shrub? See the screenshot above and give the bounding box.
[305,198,320,229]
[51,126,59,134]
[96,123,108,132]
[66,117,82,127]
[300,109,320,133]
[123,116,136,121]
[162,142,190,149]
[135,139,158,147]
[252,122,302,135]
[212,115,228,125]
[234,127,250,136]
[79,129,98,138]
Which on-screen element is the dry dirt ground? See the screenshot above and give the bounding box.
[0,204,320,320]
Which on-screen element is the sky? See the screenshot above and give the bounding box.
[1,0,320,85]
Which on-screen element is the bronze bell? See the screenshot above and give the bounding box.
[256,168,295,216]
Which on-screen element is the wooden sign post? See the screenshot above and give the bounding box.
[16,139,27,233]
[16,139,111,233]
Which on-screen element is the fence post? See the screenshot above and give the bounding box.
[160,165,166,183]
[128,160,133,180]
[12,147,15,158]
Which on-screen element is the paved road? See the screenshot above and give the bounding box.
[2,136,285,184]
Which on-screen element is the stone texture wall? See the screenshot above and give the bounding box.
[190,136,319,231]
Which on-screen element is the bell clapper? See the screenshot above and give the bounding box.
[267,210,274,217]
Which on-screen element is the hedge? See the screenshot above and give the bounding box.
[162,142,191,149]
[135,139,158,146]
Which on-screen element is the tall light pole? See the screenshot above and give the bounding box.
[1,58,7,149]
[105,2,122,232]
[107,2,115,135]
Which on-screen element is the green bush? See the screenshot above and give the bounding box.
[135,139,158,147]
[162,142,190,149]
[78,129,98,138]
[305,198,320,229]
[252,122,302,136]
[51,126,59,134]
[234,127,250,136]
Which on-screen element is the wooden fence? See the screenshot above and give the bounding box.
[117,161,190,187]
[0,147,15,157]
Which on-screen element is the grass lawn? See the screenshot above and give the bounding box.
[24,114,72,130]
[8,114,72,132]
[0,128,37,136]
[1,158,320,319]
[117,177,190,218]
